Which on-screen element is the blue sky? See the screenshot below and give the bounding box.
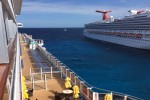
[17,0,150,28]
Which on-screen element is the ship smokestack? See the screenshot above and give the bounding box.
[128,10,144,15]
[95,10,112,20]
[137,10,144,14]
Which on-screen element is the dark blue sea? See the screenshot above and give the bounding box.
[19,28,150,99]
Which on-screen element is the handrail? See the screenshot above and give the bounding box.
[25,33,143,100]
[37,45,142,100]
[11,33,21,100]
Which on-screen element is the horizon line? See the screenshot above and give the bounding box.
[19,27,84,28]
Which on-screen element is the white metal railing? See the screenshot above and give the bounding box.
[25,34,143,100]
[36,43,142,100]
[9,34,22,100]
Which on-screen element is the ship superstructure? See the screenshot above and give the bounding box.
[84,9,150,49]
[0,0,23,100]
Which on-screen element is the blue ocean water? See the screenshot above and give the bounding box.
[19,28,150,99]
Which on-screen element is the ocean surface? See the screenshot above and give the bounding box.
[19,28,150,99]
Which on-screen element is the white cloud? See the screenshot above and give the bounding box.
[22,1,97,15]
[22,1,143,18]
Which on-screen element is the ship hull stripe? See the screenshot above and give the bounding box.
[84,32,150,50]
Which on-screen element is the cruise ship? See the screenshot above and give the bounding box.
[84,9,150,50]
[0,0,143,99]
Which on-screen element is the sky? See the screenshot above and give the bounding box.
[17,0,150,28]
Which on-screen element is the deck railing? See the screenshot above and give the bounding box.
[8,34,22,100]
[24,33,143,100]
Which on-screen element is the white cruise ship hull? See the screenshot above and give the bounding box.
[84,32,150,50]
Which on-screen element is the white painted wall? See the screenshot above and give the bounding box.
[0,1,9,63]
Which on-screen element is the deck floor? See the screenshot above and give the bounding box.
[20,35,65,100]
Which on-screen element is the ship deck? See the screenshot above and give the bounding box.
[20,35,66,100]
[6,33,141,100]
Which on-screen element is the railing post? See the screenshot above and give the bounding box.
[60,62,63,66]
[30,68,32,81]
[57,60,59,67]
[54,58,56,66]
[50,55,52,62]
[30,68,31,76]
[6,77,10,95]
[66,69,69,77]
[87,87,90,100]
[60,66,63,78]
[93,92,99,100]
[51,67,53,79]
[124,95,127,100]
[70,72,72,79]
[32,74,35,90]
[111,92,113,100]
[56,60,58,68]
[55,58,57,66]
[74,76,77,85]
[44,74,47,90]
[80,81,84,92]
[53,58,55,66]
[40,67,42,80]
[52,56,54,65]
[57,60,60,69]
